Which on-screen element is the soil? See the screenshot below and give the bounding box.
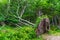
[42,34,60,40]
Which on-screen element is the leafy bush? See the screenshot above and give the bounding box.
[0,26,43,40]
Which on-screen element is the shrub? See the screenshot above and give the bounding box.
[0,26,43,40]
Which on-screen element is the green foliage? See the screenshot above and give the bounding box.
[0,0,8,4]
[35,15,49,27]
[0,0,60,23]
[48,25,60,36]
[0,0,60,40]
[0,26,43,40]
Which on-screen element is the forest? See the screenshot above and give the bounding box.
[0,0,60,40]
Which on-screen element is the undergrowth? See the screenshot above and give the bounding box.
[48,25,60,36]
[0,25,43,40]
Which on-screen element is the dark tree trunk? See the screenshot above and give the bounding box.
[35,18,50,37]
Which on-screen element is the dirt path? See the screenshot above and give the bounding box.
[42,34,60,40]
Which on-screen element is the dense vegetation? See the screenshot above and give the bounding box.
[0,0,60,40]
[0,26,44,40]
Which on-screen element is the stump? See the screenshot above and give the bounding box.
[36,18,50,36]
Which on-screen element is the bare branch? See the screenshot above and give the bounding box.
[11,15,35,26]
[19,21,31,26]
[14,1,35,26]
[19,18,35,26]
[20,5,27,18]
[16,0,20,18]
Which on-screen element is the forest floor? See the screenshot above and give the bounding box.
[42,33,60,40]
[41,26,60,40]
